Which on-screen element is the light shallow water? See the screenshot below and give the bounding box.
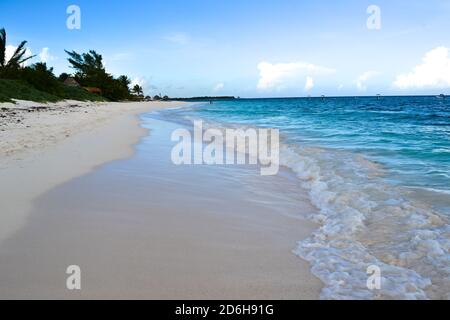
[149,97,450,300]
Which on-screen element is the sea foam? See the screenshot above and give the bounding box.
[280,144,449,300]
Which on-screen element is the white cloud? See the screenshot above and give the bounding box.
[132,77,147,88]
[257,61,335,90]
[5,45,33,66]
[214,83,224,92]
[304,76,314,91]
[164,32,190,45]
[38,48,56,63]
[356,71,379,91]
[393,46,450,89]
[5,45,15,62]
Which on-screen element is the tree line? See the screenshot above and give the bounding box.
[0,28,144,102]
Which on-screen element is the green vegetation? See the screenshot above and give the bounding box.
[60,85,105,102]
[65,50,133,101]
[0,28,35,75]
[0,79,105,103]
[0,28,144,103]
[132,84,144,96]
[0,79,59,103]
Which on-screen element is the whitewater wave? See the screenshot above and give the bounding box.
[280,144,450,300]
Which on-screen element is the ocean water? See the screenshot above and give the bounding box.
[151,96,450,300]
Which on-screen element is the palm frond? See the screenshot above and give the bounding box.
[0,28,6,67]
[7,40,28,66]
[17,54,36,65]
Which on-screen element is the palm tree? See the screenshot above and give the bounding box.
[132,84,144,96]
[0,28,35,70]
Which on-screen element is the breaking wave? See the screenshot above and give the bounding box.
[280,143,450,300]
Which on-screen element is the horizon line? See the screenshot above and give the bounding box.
[171,93,448,100]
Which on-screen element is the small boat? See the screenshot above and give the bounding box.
[437,94,446,99]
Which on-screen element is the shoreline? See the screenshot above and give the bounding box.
[0,101,322,299]
[0,100,189,244]
[4,97,448,299]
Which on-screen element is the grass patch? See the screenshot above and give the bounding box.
[0,79,105,103]
[0,79,59,103]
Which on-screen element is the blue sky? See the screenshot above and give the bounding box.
[1,0,450,97]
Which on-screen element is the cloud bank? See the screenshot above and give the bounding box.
[257,61,335,90]
[394,46,450,89]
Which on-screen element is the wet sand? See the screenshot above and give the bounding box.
[0,117,322,299]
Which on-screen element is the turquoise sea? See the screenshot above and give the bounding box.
[150,96,450,299]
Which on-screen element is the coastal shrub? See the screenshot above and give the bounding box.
[21,62,64,96]
[61,85,105,102]
[0,79,60,102]
[0,79,105,103]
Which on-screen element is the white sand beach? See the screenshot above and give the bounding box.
[0,100,186,244]
[0,100,321,299]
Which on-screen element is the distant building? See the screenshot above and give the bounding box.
[63,77,80,87]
